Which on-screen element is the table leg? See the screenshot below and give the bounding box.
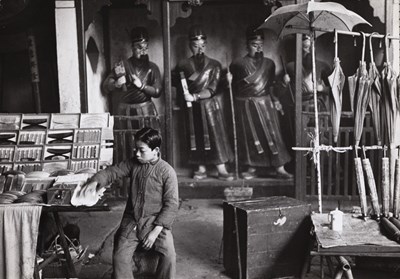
[326,256,335,277]
[53,211,78,278]
[33,256,40,279]
[300,254,312,279]
[320,256,324,279]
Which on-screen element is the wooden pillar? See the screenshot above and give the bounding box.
[387,0,400,145]
[294,0,309,200]
[162,0,174,165]
[387,0,399,73]
[55,0,81,112]
[294,33,304,200]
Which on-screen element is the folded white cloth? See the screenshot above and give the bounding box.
[71,181,106,207]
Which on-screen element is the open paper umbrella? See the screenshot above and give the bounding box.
[328,30,345,144]
[258,0,371,213]
[353,32,371,219]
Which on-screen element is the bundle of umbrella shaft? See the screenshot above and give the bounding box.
[349,33,400,222]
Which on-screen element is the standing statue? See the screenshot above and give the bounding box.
[175,25,234,181]
[229,27,292,180]
[282,34,331,112]
[277,34,331,151]
[103,26,162,132]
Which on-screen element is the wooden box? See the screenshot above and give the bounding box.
[223,196,311,279]
[47,183,77,205]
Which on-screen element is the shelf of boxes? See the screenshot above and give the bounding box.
[0,113,113,174]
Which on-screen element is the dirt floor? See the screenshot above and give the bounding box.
[43,199,400,279]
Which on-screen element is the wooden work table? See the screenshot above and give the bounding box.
[301,213,400,278]
[37,204,110,279]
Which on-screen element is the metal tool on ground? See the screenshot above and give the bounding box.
[335,256,354,279]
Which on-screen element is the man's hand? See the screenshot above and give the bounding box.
[142,225,163,250]
[274,100,284,115]
[114,76,126,88]
[71,181,106,207]
[184,93,196,102]
[131,74,143,89]
[283,74,291,86]
[226,72,233,84]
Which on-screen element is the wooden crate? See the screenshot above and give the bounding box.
[223,196,311,279]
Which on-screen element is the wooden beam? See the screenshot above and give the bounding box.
[75,0,88,113]
[294,33,304,200]
[162,0,174,165]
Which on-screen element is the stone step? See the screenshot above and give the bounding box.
[178,176,295,199]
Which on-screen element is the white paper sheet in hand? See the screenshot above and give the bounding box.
[71,181,106,207]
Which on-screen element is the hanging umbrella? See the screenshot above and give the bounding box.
[348,70,358,114]
[368,33,383,145]
[258,0,371,213]
[361,35,382,220]
[381,34,398,211]
[353,32,371,219]
[328,29,345,144]
[353,33,371,147]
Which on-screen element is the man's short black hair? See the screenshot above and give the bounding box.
[135,127,162,150]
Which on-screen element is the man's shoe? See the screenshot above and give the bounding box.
[218,172,234,181]
[193,171,207,180]
[275,171,293,179]
[265,169,277,177]
[241,171,257,180]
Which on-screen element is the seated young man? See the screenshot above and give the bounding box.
[85,127,179,279]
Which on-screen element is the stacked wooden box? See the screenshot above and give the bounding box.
[223,196,311,279]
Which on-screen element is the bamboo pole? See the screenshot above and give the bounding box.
[382,156,390,217]
[362,154,381,218]
[310,22,322,213]
[226,53,239,180]
[393,155,400,217]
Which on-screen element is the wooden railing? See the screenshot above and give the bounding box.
[300,111,381,202]
[109,114,165,199]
